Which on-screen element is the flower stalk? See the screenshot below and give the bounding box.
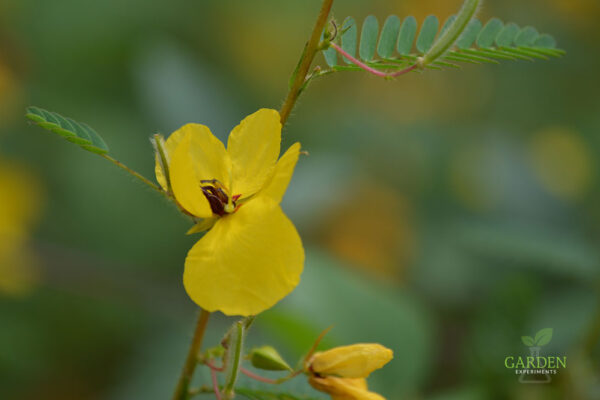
[100,153,165,196]
[223,321,245,400]
[172,309,211,400]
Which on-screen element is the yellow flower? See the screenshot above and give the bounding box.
[308,376,384,400]
[155,109,304,316]
[0,160,43,296]
[307,344,393,400]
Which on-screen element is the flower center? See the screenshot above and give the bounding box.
[200,179,240,216]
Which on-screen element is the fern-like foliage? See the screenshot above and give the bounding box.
[25,106,109,155]
[321,15,564,73]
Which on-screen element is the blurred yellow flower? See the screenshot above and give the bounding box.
[307,344,393,400]
[529,127,593,201]
[0,160,42,296]
[156,109,304,316]
[322,182,414,280]
[0,59,24,127]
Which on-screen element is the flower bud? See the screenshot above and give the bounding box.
[248,346,292,371]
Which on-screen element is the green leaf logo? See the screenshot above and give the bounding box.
[534,328,553,347]
[521,336,535,346]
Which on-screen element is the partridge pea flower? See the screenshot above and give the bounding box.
[155,109,304,316]
[307,344,393,400]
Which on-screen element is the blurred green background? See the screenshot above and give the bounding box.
[1,0,599,399]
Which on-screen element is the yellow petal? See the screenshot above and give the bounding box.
[309,377,385,400]
[227,109,281,198]
[183,197,304,316]
[186,218,218,235]
[259,142,301,203]
[169,132,213,218]
[182,123,231,187]
[154,129,187,191]
[310,344,393,379]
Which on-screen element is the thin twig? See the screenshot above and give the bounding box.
[100,154,166,196]
[206,360,225,372]
[210,366,222,400]
[240,367,279,384]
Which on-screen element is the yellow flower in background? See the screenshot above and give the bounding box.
[307,344,393,400]
[529,126,593,201]
[0,160,42,296]
[155,109,304,316]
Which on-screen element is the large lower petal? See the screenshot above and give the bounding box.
[227,109,281,198]
[183,197,304,316]
[259,142,301,204]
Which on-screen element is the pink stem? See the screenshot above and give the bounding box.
[240,367,279,384]
[329,42,417,78]
[206,360,225,372]
[210,367,222,400]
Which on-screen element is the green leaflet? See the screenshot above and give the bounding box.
[25,106,109,155]
[397,16,417,55]
[456,19,482,49]
[515,26,540,47]
[377,15,401,59]
[477,18,504,48]
[340,17,357,64]
[416,15,439,53]
[359,15,379,61]
[322,13,563,75]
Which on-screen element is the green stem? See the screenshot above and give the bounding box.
[172,310,211,400]
[279,0,334,127]
[223,321,244,400]
[100,154,165,196]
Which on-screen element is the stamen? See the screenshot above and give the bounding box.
[200,180,239,216]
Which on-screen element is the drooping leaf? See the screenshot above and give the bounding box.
[25,107,109,155]
[322,13,563,78]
